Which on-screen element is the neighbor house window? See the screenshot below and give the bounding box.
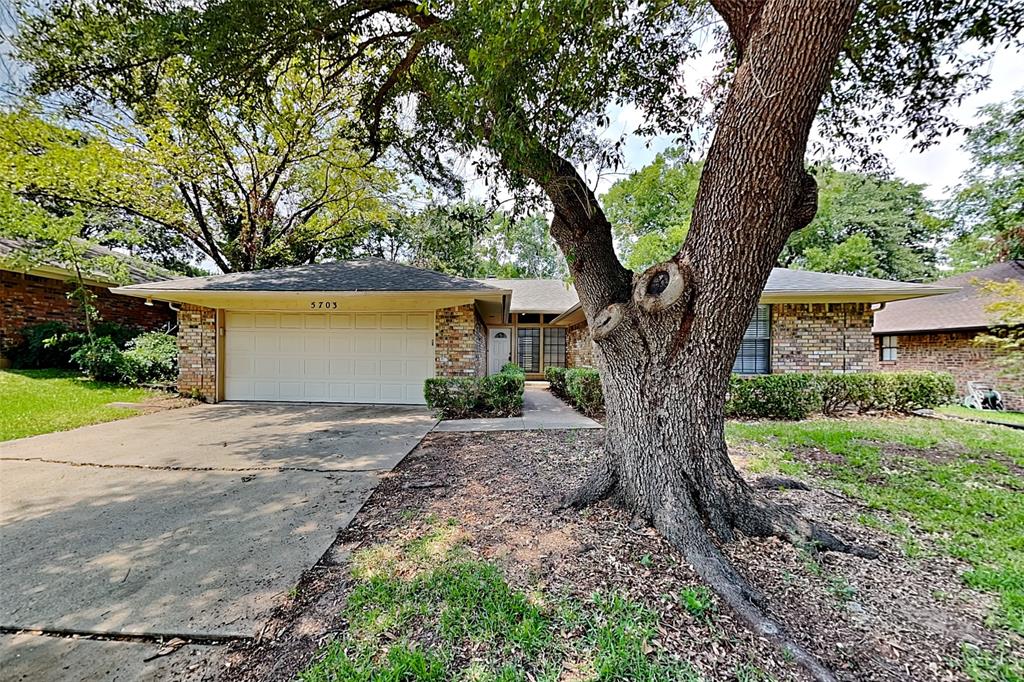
[732,305,771,374]
[880,335,898,362]
[517,328,540,373]
[543,328,567,369]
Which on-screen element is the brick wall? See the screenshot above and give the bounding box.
[435,304,486,377]
[177,304,218,400]
[875,330,1023,411]
[771,303,875,373]
[566,321,595,368]
[0,269,175,358]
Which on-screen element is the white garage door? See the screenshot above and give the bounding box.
[224,311,434,404]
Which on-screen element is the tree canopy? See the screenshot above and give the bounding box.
[945,90,1024,273]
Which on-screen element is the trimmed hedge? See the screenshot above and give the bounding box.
[425,363,525,419]
[547,368,954,420]
[564,367,604,416]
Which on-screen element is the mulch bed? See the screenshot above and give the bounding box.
[214,430,1009,681]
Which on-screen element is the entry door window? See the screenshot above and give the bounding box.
[517,328,540,373]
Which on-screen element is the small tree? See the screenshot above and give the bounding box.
[975,279,1024,382]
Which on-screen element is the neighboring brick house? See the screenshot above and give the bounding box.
[0,238,177,366]
[112,260,952,404]
[873,260,1024,410]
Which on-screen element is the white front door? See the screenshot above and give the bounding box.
[224,311,434,404]
[488,327,512,375]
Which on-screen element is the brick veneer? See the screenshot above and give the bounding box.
[434,304,486,377]
[875,330,1023,410]
[771,303,874,373]
[177,304,218,400]
[566,321,595,368]
[0,269,175,359]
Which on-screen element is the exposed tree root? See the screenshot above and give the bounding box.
[555,456,618,510]
[753,475,811,491]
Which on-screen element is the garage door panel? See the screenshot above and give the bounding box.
[225,311,433,404]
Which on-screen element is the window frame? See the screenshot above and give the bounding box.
[879,335,898,362]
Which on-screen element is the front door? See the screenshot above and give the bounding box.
[488,328,512,375]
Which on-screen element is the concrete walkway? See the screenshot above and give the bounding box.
[433,382,602,432]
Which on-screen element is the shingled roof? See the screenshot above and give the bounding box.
[115,258,505,294]
[477,278,578,313]
[0,237,177,285]
[873,260,1024,334]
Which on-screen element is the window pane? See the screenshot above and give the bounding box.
[517,328,540,373]
[733,305,771,374]
[544,328,567,369]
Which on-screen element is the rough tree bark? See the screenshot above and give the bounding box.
[537,2,866,679]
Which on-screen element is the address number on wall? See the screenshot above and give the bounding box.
[309,301,339,309]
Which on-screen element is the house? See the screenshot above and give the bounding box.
[110,259,953,404]
[873,260,1024,410]
[0,238,178,367]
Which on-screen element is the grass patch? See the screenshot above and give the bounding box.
[0,369,160,441]
[302,523,700,682]
[727,417,1024,637]
[938,405,1024,428]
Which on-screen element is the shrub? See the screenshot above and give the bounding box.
[545,366,568,396]
[121,332,178,384]
[70,336,127,382]
[424,364,526,419]
[565,367,603,416]
[9,322,76,368]
[813,371,955,414]
[481,370,525,416]
[726,373,822,420]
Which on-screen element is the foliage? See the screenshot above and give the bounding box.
[974,279,1024,381]
[8,321,76,369]
[301,523,699,682]
[603,158,945,279]
[812,372,957,415]
[945,91,1024,273]
[564,367,604,416]
[726,374,822,420]
[478,214,568,279]
[728,417,1024,635]
[544,366,568,397]
[424,364,525,420]
[70,336,127,382]
[121,332,178,384]
[0,369,158,441]
[1,81,394,273]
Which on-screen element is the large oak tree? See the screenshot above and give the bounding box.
[13,0,1022,676]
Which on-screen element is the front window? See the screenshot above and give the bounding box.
[880,335,898,362]
[732,305,771,374]
[543,328,567,369]
[517,328,540,373]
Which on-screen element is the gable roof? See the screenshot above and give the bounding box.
[873,260,1024,335]
[0,237,177,285]
[115,258,505,294]
[477,278,578,314]
[553,267,957,325]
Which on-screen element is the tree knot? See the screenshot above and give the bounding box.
[632,260,691,313]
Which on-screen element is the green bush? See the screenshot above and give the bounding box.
[545,366,568,396]
[121,332,178,384]
[424,364,525,419]
[565,367,603,416]
[9,322,76,368]
[70,336,127,382]
[726,373,822,420]
[813,371,955,415]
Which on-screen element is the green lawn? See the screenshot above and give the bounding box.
[0,369,161,441]
[938,405,1024,428]
[727,417,1024,637]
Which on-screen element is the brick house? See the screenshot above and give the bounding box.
[0,238,177,367]
[873,260,1024,410]
[111,260,952,404]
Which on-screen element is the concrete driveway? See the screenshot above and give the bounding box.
[0,402,436,680]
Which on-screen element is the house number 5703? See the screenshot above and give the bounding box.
[309,301,338,309]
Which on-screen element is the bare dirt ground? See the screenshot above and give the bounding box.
[214,429,1007,681]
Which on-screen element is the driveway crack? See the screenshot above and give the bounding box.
[0,456,387,474]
